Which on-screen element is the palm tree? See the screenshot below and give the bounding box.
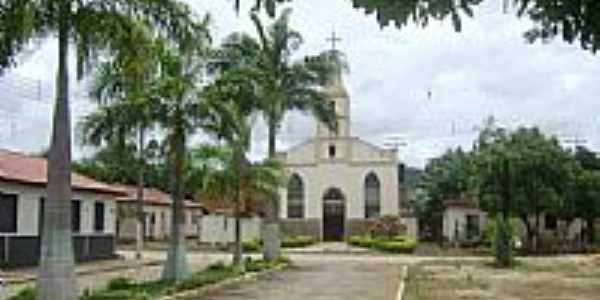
[200,68,259,268]
[0,2,201,299]
[149,38,210,281]
[219,8,338,261]
[198,69,283,267]
[81,23,164,260]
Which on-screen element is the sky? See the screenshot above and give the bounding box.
[1,0,599,168]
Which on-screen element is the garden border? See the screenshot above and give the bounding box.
[158,263,289,300]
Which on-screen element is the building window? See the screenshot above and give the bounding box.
[545,215,558,230]
[94,202,105,232]
[364,173,381,219]
[0,192,18,233]
[466,215,480,239]
[72,200,81,233]
[287,174,305,218]
[329,144,336,158]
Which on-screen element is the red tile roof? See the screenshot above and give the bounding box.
[115,184,204,209]
[0,149,125,196]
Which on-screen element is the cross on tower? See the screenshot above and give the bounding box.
[326,30,341,51]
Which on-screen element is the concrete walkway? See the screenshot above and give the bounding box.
[196,255,403,300]
[284,242,371,254]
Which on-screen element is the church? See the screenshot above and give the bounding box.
[277,50,403,241]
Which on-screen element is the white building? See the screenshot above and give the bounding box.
[0,150,122,267]
[443,196,584,248]
[277,56,406,241]
[115,186,205,241]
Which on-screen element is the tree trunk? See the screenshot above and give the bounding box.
[37,2,77,299]
[135,126,145,260]
[262,118,280,262]
[533,212,540,254]
[587,217,595,245]
[162,118,189,282]
[233,150,243,269]
[521,215,534,253]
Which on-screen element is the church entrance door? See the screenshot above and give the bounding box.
[323,188,345,241]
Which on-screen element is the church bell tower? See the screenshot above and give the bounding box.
[317,31,350,139]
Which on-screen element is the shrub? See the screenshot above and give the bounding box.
[492,217,514,267]
[348,235,376,248]
[242,238,261,252]
[281,236,316,248]
[106,277,135,290]
[7,288,35,300]
[374,238,418,253]
[173,267,236,292]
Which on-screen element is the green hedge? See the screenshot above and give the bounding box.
[348,235,377,248]
[281,236,316,248]
[373,239,418,253]
[348,235,418,253]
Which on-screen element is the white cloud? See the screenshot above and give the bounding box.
[1,0,600,168]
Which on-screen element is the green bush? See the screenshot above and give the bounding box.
[173,267,236,292]
[7,287,35,300]
[374,238,418,253]
[281,236,316,248]
[348,235,377,248]
[242,238,261,252]
[106,277,135,290]
[492,217,514,267]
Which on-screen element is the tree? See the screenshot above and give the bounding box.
[218,8,337,261]
[475,126,573,253]
[234,1,600,54]
[569,146,600,245]
[81,23,164,260]
[148,35,210,281]
[418,147,473,242]
[0,1,201,299]
[201,67,261,268]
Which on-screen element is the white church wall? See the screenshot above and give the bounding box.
[284,140,317,164]
[351,139,397,162]
[280,162,399,220]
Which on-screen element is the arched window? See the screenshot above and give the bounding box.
[287,174,304,218]
[364,173,380,219]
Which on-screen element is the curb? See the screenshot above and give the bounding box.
[158,263,288,300]
[395,265,408,300]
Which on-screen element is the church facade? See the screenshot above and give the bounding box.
[277,66,402,241]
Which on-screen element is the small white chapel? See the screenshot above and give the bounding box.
[276,44,409,241]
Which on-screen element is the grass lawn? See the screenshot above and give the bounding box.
[405,255,600,300]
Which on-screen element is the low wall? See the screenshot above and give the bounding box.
[199,215,261,244]
[0,235,115,268]
[346,219,377,237]
[280,219,321,239]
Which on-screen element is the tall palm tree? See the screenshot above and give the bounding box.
[219,8,338,261]
[201,68,259,268]
[0,1,201,299]
[150,38,210,281]
[81,23,165,260]
[201,68,283,267]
